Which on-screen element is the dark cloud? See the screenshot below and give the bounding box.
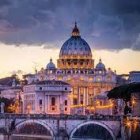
[0,0,10,7]
[0,0,140,50]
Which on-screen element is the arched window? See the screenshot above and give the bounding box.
[51,97,55,106]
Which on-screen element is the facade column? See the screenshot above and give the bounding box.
[35,94,37,113]
[83,87,86,115]
[44,94,46,113]
[86,87,89,106]
[78,87,80,105]
[47,95,49,114]
[22,95,25,113]
[59,95,61,114]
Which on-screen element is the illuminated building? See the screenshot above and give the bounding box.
[23,80,71,114]
[26,23,116,115]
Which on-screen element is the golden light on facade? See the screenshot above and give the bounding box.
[68,94,77,99]
[89,77,93,81]
[134,119,138,126]
[70,104,86,108]
[126,121,131,127]
[80,77,84,81]
[8,104,15,112]
[27,104,31,114]
[58,76,62,80]
[67,77,71,81]
[133,119,138,131]
[96,104,113,109]
[70,104,95,111]
[96,100,100,105]
[86,106,95,110]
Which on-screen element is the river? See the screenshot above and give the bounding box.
[0,134,52,140]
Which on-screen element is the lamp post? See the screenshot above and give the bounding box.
[132,98,136,115]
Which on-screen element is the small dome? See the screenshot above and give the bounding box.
[96,59,105,70]
[46,59,56,70]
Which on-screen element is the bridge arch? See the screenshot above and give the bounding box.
[70,121,116,140]
[14,119,55,140]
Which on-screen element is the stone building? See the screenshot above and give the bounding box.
[23,80,71,114]
[0,87,21,100]
[129,71,140,83]
[24,23,117,115]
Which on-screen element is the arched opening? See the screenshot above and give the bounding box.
[13,120,54,140]
[70,122,115,140]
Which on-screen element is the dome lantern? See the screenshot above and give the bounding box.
[72,22,80,37]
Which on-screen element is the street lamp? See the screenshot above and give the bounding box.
[27,104,31,114]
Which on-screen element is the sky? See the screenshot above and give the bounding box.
[0,0,140,78]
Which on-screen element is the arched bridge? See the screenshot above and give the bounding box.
[0,114,121,140]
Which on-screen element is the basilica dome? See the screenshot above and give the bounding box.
[57,23,94,70]
[59,23,92,59]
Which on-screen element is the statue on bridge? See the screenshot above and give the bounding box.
[0,102,5,113]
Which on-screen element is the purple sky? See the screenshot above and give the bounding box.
[0,0,140,51]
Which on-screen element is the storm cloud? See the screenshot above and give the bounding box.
[0,0,140,50]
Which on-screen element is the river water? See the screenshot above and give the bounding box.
[0,135,52,140]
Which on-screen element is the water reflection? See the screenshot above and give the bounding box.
[0,135,52,140]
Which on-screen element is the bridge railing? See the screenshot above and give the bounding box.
[0,113,121,121]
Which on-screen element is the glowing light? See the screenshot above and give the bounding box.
[89,77,93,81]
[126,121,131,127]
[86,106,95,110]
[96,104,113,109]
[132,99,136,105]
[96,100,100,105]
[27,104,31,114]
[68,94,77,99]
[70,104,86,108]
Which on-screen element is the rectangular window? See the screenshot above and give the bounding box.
[51,97,55,106]
[65,107,67,111]
[80,100,83,105]
[64,100,67,106]
[73,98,78,105]
[39,99,42,105]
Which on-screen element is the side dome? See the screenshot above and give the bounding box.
[96,59,105,70]
[59,22,92,59]
[46,59,56,70]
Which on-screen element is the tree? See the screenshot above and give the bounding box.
[107,82,140,101]
[0,97,15,113]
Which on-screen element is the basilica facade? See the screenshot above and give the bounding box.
[24,23,117,115]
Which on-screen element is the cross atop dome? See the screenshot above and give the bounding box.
[50,58,52,62]
[72,22,80,37]
[99,58,102,63]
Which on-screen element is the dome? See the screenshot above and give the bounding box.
[96,59,105,70]
[59,22,92,59]
[57,23,94,69]
[46,59,56,70]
